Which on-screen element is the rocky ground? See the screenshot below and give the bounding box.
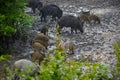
[0,0,120,79]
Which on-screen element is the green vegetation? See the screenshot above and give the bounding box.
[0,0,34,54]
[0,54,12,79]
[0,54,12,61]
[38,48,112,80]
[113,42,120,79]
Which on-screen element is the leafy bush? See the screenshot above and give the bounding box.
[0,0,34,54]
[0,0,33,36]
[38,48,112,80]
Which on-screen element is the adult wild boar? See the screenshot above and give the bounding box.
[57,15,84,34]
[40,4,63,22]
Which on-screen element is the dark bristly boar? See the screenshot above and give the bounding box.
[39,4,63,22]
[57,15,84,34]
[27,0,43,13]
